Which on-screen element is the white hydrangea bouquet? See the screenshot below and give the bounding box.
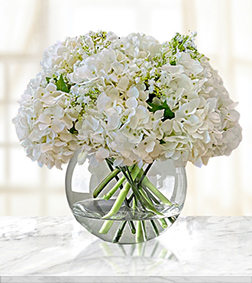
[13,31,242,241]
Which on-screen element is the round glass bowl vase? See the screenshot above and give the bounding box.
[65,150,187,244]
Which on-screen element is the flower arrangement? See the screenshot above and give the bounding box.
[13,31,242,242]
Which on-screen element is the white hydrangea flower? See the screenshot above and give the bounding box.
[13,74,78,169]
[13,31,242,169]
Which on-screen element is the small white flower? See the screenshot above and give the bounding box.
[117,77,129,91]
[126,97,138,108]
[127,86,139,98]
[106,111,120,131]
[95,147,110,162]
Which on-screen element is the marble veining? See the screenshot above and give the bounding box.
[0,216,252,280]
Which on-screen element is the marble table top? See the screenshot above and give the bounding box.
[0,216,251,282]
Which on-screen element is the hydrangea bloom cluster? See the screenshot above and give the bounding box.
[13,31,242,169]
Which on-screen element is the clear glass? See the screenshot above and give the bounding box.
[65,150,187,244]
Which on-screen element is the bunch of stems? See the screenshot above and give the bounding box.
[92,159,173,243]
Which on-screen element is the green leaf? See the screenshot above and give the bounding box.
[148,100,175,120]
[56,74,70,93]
[69,122,78,135]
[46,77,51,83]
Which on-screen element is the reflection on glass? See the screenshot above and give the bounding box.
[72,239,180,275]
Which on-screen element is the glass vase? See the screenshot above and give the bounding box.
[65,150,187,244]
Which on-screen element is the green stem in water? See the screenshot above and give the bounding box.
[124,166,145,205]
[103,163,136,234]
[102,165,141,220]
[98,162,172,238]
[103,176,126,200]
[99,220,114,234]
[150,220,159,236]
[159,218,168,229]
[168,216,176,224]
[139,162,153,184]
[128,193,134,204]
[138,187,155,206]
[132,196,137,210]
[112,221,127,243]
[138,167,174,207]
[104,164,135,236]
[141,220,147,237]
[138,187,164,216]
[132,196,137,217]
[136,221,145,243]
[142,177,172,206]
[106,159,124,191]
[120,167,152,213]
[128,221,136,234]
[93,168,120,198]
[102,182,130,220]
[141,185,161,205]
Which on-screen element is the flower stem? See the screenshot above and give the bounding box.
[142,177,172,206]
[99,220,114,234]
[106,159,124,190]
[102,182,130,220]
[138,187,164,216]
[168,216,176,224]
[136,221,145,243]
[141,220,147,237]
[139,162,153,185]
[97,161,173,239]
[119,167,149,212]
[93,168,120,198]
[112,221,127,243]
[132,196,137,210]
[128,221,136,234]
[102,166,141,219]
[159,218,168,229]
[103,176,126,200]
[141,185,161,205]
[138,187,154,206]
[128,193,134,204]
[150,220,159,236]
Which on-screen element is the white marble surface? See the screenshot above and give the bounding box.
[0,216,252,282]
